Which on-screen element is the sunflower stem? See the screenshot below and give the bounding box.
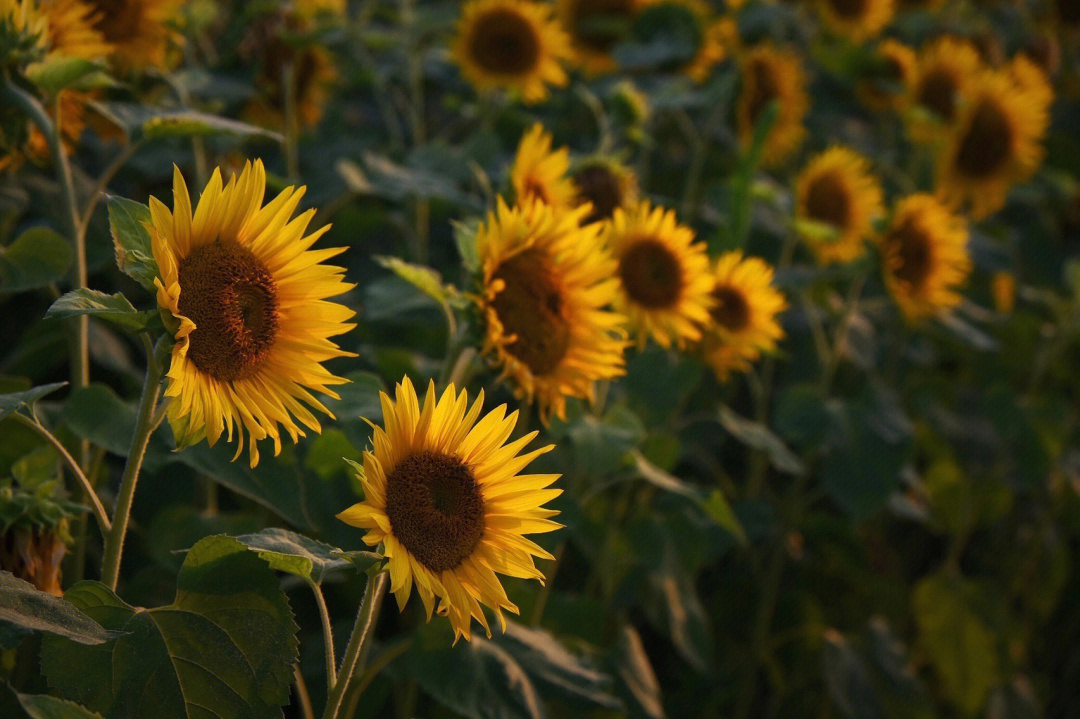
[309,579,337,692]
[322,570,388,719]
[100,336,169,590]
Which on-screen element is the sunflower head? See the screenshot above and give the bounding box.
[478,198,627,422]
[907,36,982,143]
[795,147,884,264]
[149,160,356,466]
[337,376,563,643]
[816,0,894,43]
[1,0,49,67]
[633,0,729,82]
[571,157,638,225]
[701,251,787,380]
[736,44,808,167]
[557,0,640,74]
[936,65,1051,220]
[604,201,714,349]
[84,0,182,70]
[510,123,575,210]
[879,194,970,320]
[453,0,572,104]
[857,38,915,112]
[40,0,111,60]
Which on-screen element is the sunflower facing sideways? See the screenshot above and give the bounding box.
[478,198,627,422]
[857,38,916,112]
[817,0,894,43]
[83,0,181,70]
[453,0,572,104]
[795,147,884,264]
[337,376,562,642]
[906,36,982,143]
[604,201,714,349]
[557,0,641,75]
[879,194,971,320]
[149,160,356,466]
[736,44,808,167]
[637,0,731,83]
[700,252,787,380]
[571,157,638,225]
[936,64,1051,220]
[511,123,576,210]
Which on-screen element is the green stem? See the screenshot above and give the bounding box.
[100,337,169,590]
[309,580,337,691]
[341,638,413,717]
[322,570,389,719]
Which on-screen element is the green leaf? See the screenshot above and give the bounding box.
[0,684,103,719]
[374,256,456,334]
[303,427,361,480]
[61,384,138,458]
[452,219,481,274]
[608,625,665,719]
[24,56,107,93]
[0,227,74,293]
[564,404,645,476]
[89,101,282,142]
[0,382,66,422]
[228,527,355,585]
[718,406,806,476]
[913,574,999,715]
[331,549,385,575]
[107,197,157,291]
[0,571,119,649]
[41,536,299,719]
[631,451,746,543]
[700,489,747,545]
[45,289,153,332]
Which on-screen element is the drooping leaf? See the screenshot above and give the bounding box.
[609,625,666,719]
[374,256,456,333]
[107,197,157,292]
[0,684,103,719]
[717,406,806,476]
[228,527,355,585]
[24,56,107,93]
[0,382,66,422]
[45,289,154,332]
[89,101,282,142]
[0,227,74,293]
[631,452,746,543]
[0,572,119,649]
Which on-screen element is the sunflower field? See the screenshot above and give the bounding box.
[1,0,1079,717]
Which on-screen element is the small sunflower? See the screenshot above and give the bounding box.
[857,38,916,112]
[557,0,640,75]
[795,147,884,264]
[817,0,894,43]
[149,160,356,466]
[337,376,562,643]
[907,36,982,143]
[510,123,576,210]
[701,252,786,380]
[604,201,714,349]
[636,0,729,82]
[936,65,1051,220]
[478,198,627,422]
[879,194,970,320]
[453,0,572,104]
[571,157,638,225]
[84,0,181,71]
[736,44,808,167]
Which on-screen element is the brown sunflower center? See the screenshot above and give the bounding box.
[384,450,485,573]
[90,0,142,43]
[954,98,1013,179]
[917,69,959,122]
[177,240,279,382]
[618,238,684,309]
[827,0,869,20]
[804,171,851,230]
[887,218,933,290]
[746,58,781,128]
[521,176,550,204]
[711,285,751,332]
[468,8,541,76]
[490,248,571,375]
[569,0,636,52]
[573,164,623,224]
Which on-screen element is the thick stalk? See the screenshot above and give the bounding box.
[309,580,337,691]
[322,570,388,719]
[100,338,168,590]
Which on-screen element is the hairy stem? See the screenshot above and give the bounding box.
[322,570,389,719]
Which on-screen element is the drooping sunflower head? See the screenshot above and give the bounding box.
[701,251,787,380]
[635,0,730,82]
[604,201,714,349]
[557,0,640,74]
[478,198,627,422]
[510,123,575,210]
[857,38,916,112]
[40,0,110,60]
[337,376,563,643]
[453,0,572,104]
[795,147,884,264]
[149,160,356,466]
[816,0,894,43]
[907,36,982,143]
[736,44,808,167]
[878,194,970,320]
[936,65,1051,220]
[571,157,638,225]
[84,0,182,70]
[0,0,48,67]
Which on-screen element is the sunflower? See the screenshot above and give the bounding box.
[83,0,181,71]
[478,198,627,421]
[635,0,730,82]
[879,194,970,320]
[149,160,356,466]
[40,0,110,60]
[453,0,572,104]
[816,0,894,43]
[337,376,562,643]
[571,156,638,225]
[604,201,714,348]
[857,38,916,112]
[936,65,1051,220]
[701,252,786,380]
[510,123,576,210]
[795,147,884,264]
[556,0,641,75]
[0,0,48,66]
[736,44,808,167]
[906,36,982,143]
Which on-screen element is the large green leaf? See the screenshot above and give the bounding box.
[45,290,154,332]
[41,536,299,719]
[0,382,67,422]
[25,55,107,93]
[229,527,356,585]
[0,684,103,719]
[0,227,74,293]
[107,198,157,292]
[0,572,118,649]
